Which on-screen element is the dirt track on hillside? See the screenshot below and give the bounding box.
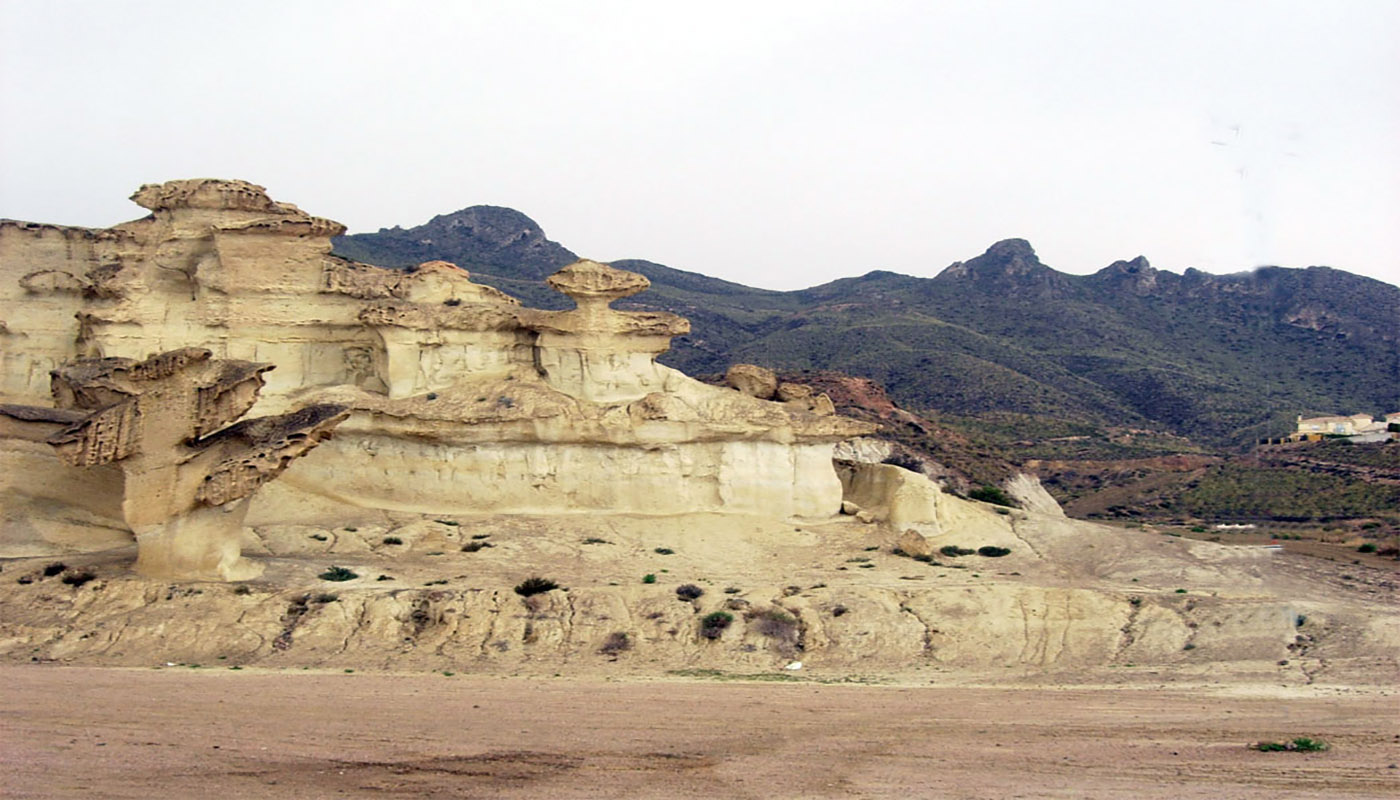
[3,666,1397,799]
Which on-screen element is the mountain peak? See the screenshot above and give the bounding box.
[952,239,1047,275]
[428,205,545,240]
[935,239,1067,295]
[1101,255,1152,275]
[1092,256,1161,294]
[983,238,1037,261]
[335,205,576,279]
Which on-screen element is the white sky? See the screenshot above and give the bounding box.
[2,1,1397,290]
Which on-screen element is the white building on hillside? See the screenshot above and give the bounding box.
[1289,413,1398,442]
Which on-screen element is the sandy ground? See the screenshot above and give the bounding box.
[2,666,1397,799]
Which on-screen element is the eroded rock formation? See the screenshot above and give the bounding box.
[1,348,346,579]
[0,179,874,532]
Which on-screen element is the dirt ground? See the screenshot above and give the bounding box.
[2,666,1397,799]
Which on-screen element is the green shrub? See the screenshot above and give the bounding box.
[675,584,704,601]
[940,545,975,557]
[642,573,657,584]
[514,576,559,596]
[700,611,733,640]
[977,546,1011,557]
[1252,737,1328,752]
[1357,543,1377,553]
[653,547,675,555]
[318,566,359,582]
[382,536,403,545]
[968,485,1016,508]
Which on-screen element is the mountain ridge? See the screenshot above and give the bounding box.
[333,207,1400,448]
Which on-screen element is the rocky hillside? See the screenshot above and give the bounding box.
[333,211,1400,448]
[1037,439,1400,528]
[6,501,1397,684]
[772,370,1018,491]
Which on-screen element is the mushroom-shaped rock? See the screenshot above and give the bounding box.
[726,364,778,400]
[526,261,690,403]
[547,260,650,313]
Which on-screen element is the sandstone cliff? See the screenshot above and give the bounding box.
[1,180,875,541]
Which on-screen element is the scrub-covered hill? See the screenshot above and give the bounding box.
[335,212,1400,449]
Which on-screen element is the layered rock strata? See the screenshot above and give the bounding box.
[0,180,874,526]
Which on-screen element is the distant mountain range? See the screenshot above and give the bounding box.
[334,207,1400,448]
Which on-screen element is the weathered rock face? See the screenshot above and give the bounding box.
[725,364,778,399]
[1002,472,1066,518]
[837,462,949,532]
[0,179,875,528]
[1,348,347,580]
[832,437,888,463]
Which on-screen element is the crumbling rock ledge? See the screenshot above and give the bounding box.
[2,348,346,580]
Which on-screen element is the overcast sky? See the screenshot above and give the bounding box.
[2,1,1396,290]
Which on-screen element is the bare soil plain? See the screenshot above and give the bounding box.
[3,666,1398,799]
[2,500,1398,797]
